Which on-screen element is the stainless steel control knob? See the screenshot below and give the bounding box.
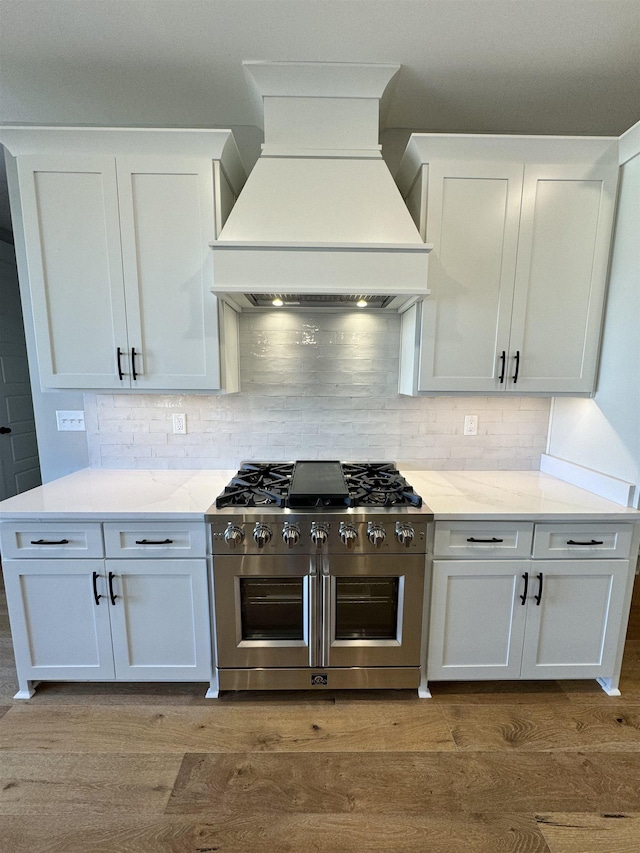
[253,523,272,549]
[339,522,358,549]
[367,522,386,548]
[282,522,301,548]
[224,523,245,549]
[395,522,415,548]
[310,522,329,548]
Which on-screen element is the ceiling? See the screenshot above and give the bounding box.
[1,0,639,235]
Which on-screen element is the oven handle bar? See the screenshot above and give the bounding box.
[308,556,321,668]
[321,556,332,669]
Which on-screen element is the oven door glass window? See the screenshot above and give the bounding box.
[334,576,399,640]
[240,577,304,640]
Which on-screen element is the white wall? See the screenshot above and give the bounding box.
[547,130,640,504]
[85,310,550,470]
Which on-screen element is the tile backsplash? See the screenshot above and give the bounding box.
[85,311,550,470]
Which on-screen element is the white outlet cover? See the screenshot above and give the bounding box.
[173,413,187,434]
[463,414,478,436]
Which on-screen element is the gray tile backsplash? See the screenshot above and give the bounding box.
[85,311,550,470]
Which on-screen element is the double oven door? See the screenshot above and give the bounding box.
[213,552,425,670]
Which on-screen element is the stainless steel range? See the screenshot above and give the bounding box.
[206,461,433,693]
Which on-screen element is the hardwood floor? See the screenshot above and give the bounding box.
[1,573,639,852]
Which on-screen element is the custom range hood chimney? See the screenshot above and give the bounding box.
[210,62,431,312]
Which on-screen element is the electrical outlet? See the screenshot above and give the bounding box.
[56,410,86,431]
[463,414,478,436]
[172,413,187,435]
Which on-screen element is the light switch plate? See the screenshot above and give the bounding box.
[56,410,86,431]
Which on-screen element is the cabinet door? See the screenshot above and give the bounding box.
[106,559,211,681]
[116,157,222,390]
[508,163,618,393]
[418,161,523,392]
[520,560,630,679]
[2,559,115,679]
[428,560,529,680]
[17,156,130,389]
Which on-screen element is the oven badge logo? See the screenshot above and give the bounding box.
[311,673,328,686]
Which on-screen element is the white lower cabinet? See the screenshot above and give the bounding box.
[429,559,628,682]
[3,559,116,685]
[106,559,211,681]
[518,560,629,680]
[428,560,529,680]
[427,521,637,694]
[1,520,213,698]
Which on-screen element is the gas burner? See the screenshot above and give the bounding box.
[215,462,294,508]
[214,461,423,509]
[343,462,423,508]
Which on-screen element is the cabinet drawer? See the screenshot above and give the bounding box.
[433,522,534,559]
[0,522,104,559]
[103,522,206,558]
[533,524,634,560]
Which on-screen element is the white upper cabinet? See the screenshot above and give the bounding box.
[397,136,619,395]
[3,128,246,392]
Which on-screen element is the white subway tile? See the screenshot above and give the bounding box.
[86,311,549,471]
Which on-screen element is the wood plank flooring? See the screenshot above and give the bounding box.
[1,572,640,852]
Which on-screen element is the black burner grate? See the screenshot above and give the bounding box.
[342,463,423,507]
[215,462,294,507]
[215,461,423,509]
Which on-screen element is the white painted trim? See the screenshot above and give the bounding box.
[210,240,432,252]
[243,61,400,99]
[402,133,619,168]
[619,120,640,164]
[540,454,635,506]
[0,127,247,194]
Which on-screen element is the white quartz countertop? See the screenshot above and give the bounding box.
[405,470,640,521]
[0,468,638,522]
[0,469,236,520]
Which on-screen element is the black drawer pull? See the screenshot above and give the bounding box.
[135,538,174,545]
[535,572,544,606]
[466,537,504,543]
[131,347,138,381]
[566,539,604,546]
[116,347,124,381]
[108,571,118,605]
[499,350,506,384]
[92,571,103,606]
[30,538,69,545]
[519,572,529,605]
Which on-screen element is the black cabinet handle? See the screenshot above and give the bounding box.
[108,571,118,605]
[30,538,69,545]
[566,539,604,546]
[135,538,174,545]
[499,350,506,384]
[92,571,103,606]
[520,572,529,605]
[466,537,504,543]
[131,348,138,381]
[535,572,544,606]
[116,347,124,381]
[512,350,520,383]
[0,426,11,435]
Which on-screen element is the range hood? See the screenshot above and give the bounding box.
[210,62,432,312]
